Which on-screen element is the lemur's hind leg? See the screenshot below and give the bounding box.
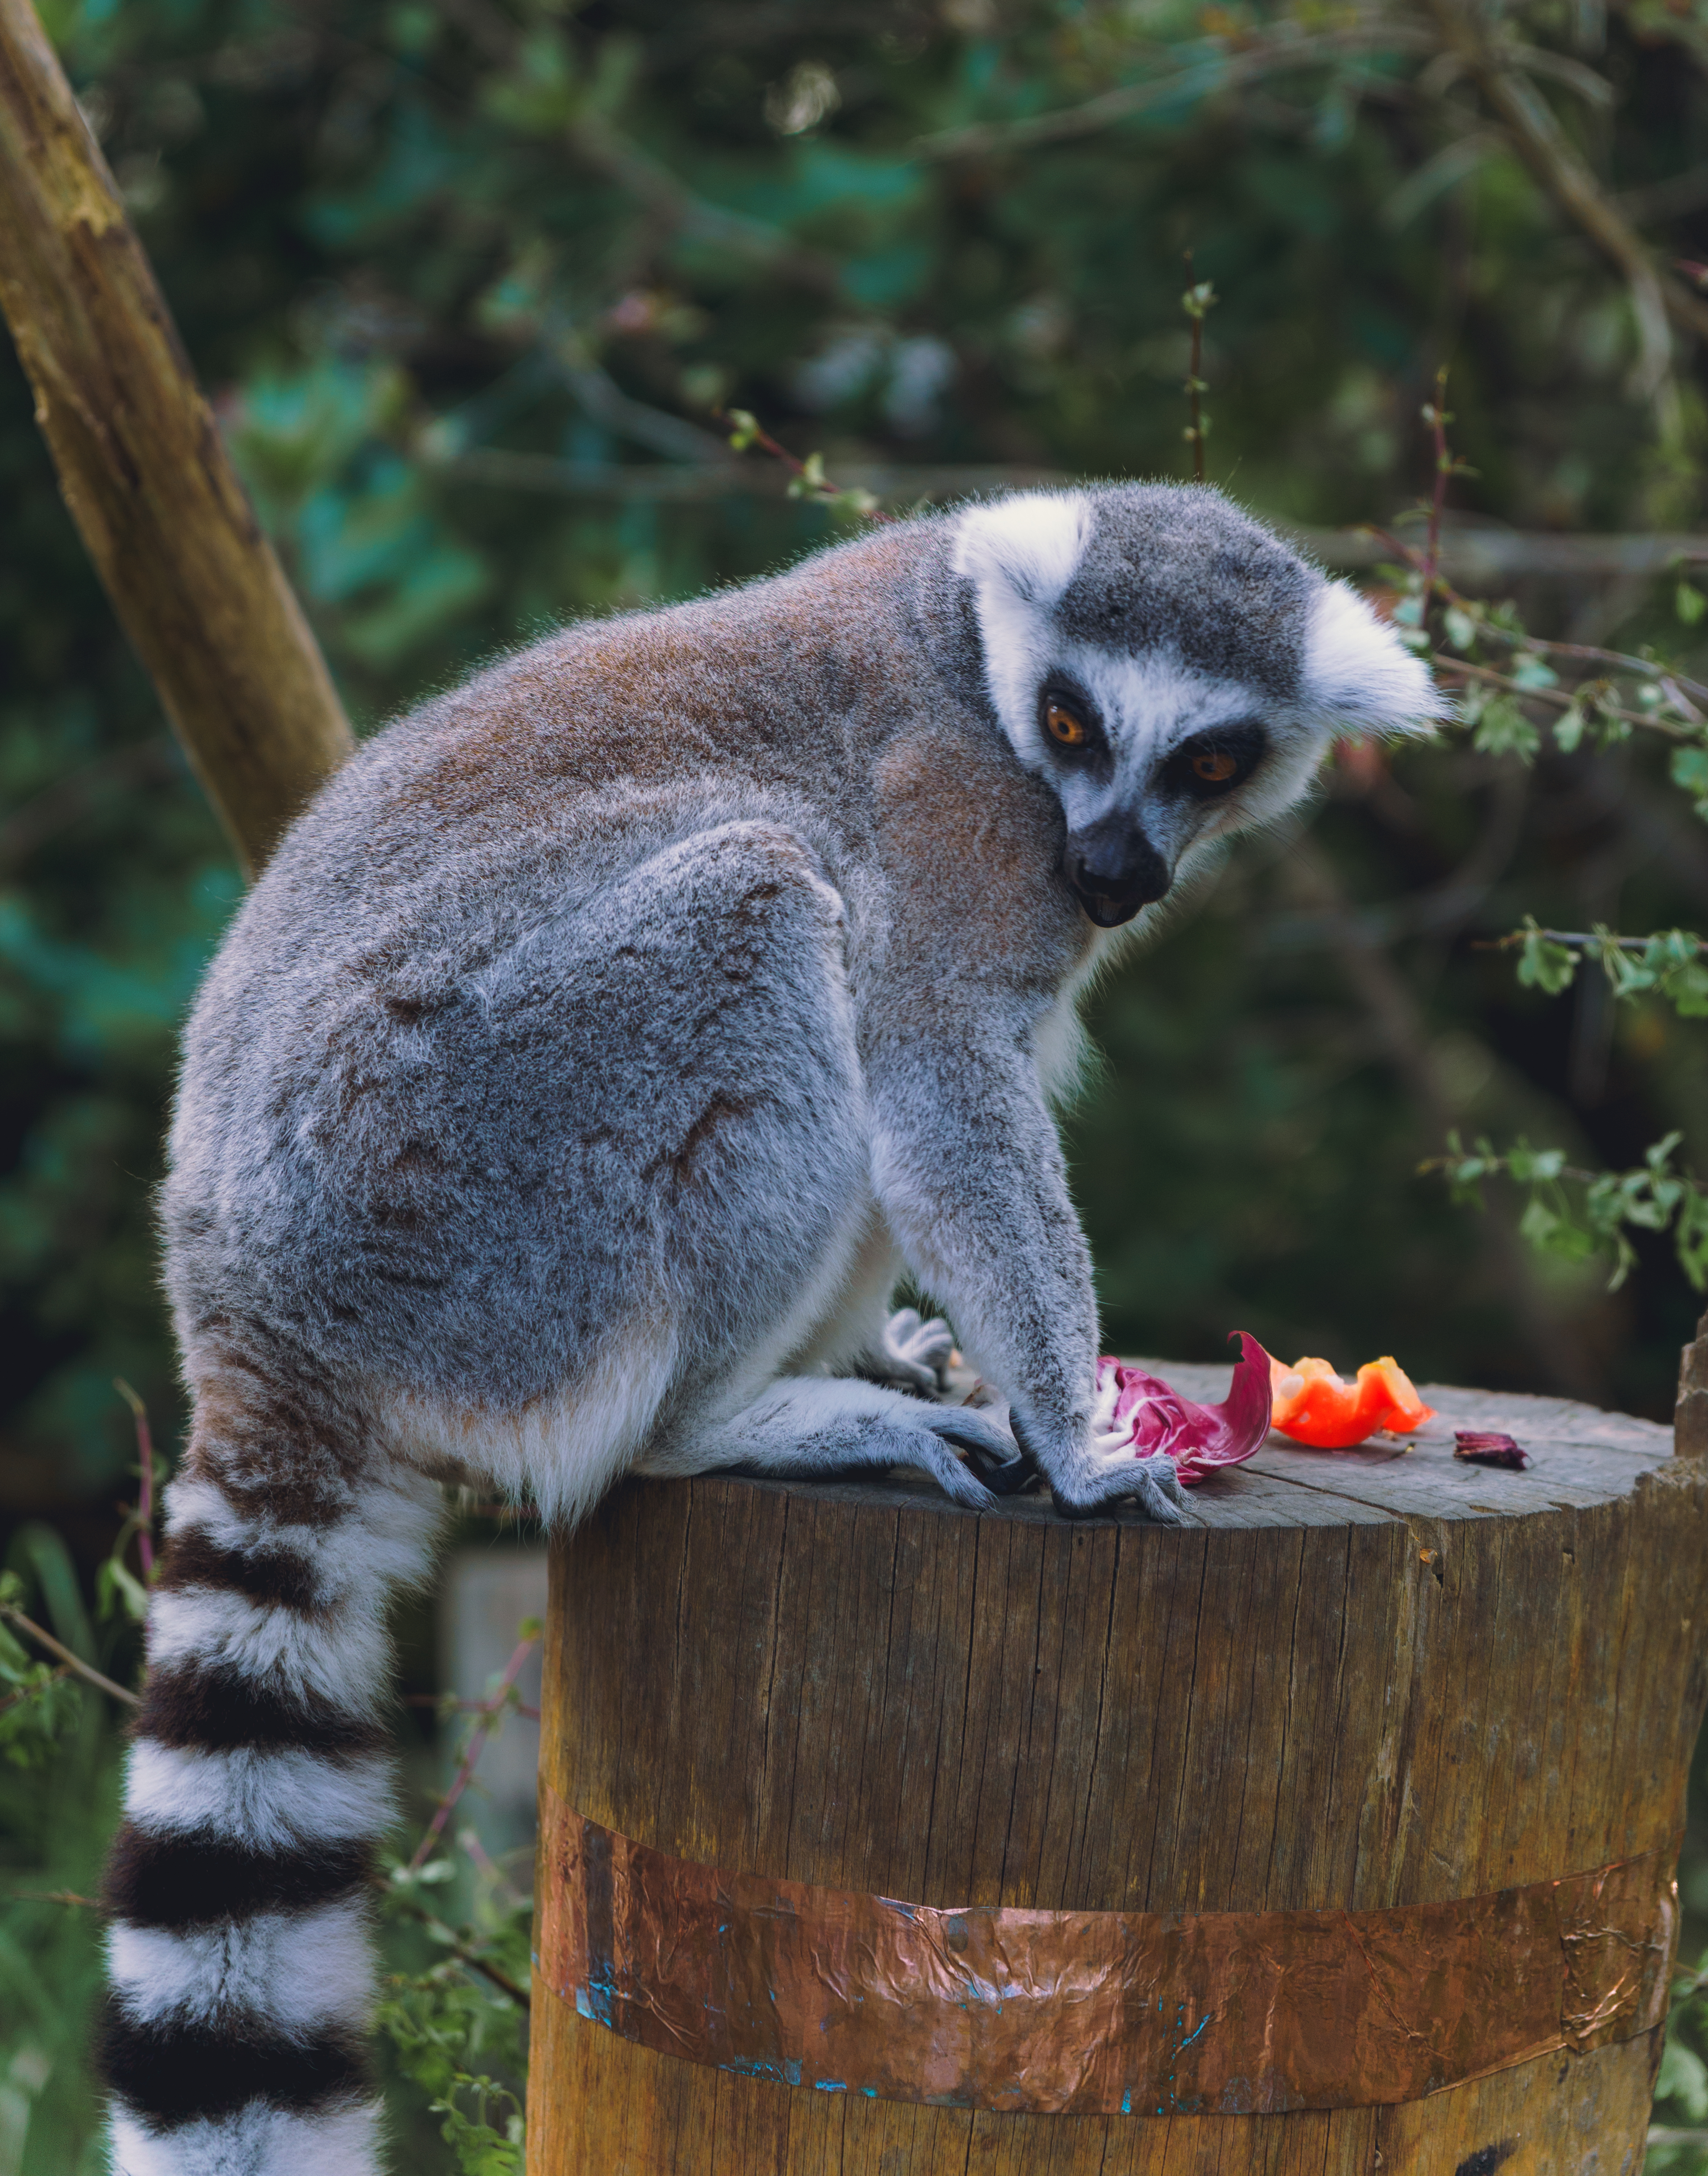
[101,1347,440,2176]
[633,1374,1023,1507]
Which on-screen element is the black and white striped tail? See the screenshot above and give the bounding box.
[101,1421,439,2176]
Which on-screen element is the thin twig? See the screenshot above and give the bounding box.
[0,1662,71,1716]
[407,1633,538,1874]
[114,1378,157,1583]
[405,1693,540,1721]
[1473,929,1705,956]
[1368,521,1708,706]
[912,24,1434,161]
[1181,253,1215,484]
[714,408,896,523]
[1421,367,1451,609]
[0,1605,139,1707]
[1423,0,1708,364]
[378,1883,532,2009]
[1431,654,1691,739]
[6,1889,100,1909]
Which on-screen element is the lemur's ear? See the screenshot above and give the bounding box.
[951,491,1092,608]
[1303,579,1451,736]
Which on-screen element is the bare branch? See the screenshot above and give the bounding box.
[1423,0,1708,370]
[407,1632,537,1874]
[564,112,841,297]
[380,1883,532,2009]
[0,1605,139,1707]
[912,24,1433,162]
[1432,653,1691,739]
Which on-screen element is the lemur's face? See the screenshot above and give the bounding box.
[953,487,1442,928]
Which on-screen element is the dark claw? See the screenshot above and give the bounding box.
[1050,1471,1191,1527]
[958,1434,1042,1497]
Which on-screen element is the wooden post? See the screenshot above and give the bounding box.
[0,0,352,877]
[530,1371,1708,2173]
[1678,1308,1708,1460]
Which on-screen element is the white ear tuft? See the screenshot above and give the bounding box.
[951,491,1092,608]
[1304,581,1450,735]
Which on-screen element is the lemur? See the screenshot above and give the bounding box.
[101,485,1436,2173]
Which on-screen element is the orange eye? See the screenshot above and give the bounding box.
[1191,750,1240,784]
[1045,700,1089,750]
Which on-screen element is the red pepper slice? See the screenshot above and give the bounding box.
[1269,1354,1435,1450]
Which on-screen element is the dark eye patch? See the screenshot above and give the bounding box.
[1036,679,1111,768]
[1163,720,1267,800]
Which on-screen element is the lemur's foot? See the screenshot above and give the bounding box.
[913,1401,1031,1506]
[864,1306,955,1397]
[1049,1450,1191,1527]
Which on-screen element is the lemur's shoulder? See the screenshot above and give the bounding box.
[309,520,951,844]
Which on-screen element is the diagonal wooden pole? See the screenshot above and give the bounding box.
[0,0,353,879]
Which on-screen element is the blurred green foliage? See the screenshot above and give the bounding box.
[5,0,1708,2165]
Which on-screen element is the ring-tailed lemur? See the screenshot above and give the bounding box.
[102,485,1436,2173]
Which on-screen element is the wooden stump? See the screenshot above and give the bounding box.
[528,1362,1708,2174]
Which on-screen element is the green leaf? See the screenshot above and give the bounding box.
[1506,1143,1565,1184]
[1551,701,1586,753]
[1661,959,1708,1017]
[95,1555,149,1627]
[1509,652,1558,691]
[1517,925,1578,996]
[1443,605,1477,652]
[1672,744,1708,819]
[1472,697,1541,764]
[1676,1190,1708,1292]
[1678,581,1707,625]
[1659,2034,1708,2124]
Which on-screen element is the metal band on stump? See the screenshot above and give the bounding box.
[538,1793,1675,2115]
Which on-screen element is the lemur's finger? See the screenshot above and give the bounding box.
[1050,1454,1192,1526]
[957,1431,1042,1496]
[898,1314,954,1362]
[920,1402,1020,1463]
[1128,1463,1192,1527]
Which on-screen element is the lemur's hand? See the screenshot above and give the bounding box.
[870,1306,955,1397]
[1011,1408,1193,1527]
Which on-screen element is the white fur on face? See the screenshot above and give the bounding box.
[1303,580,1447,733]
[952,492,1093,759]
[957,499,1443,801]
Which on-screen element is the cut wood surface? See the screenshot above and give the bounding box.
[0,0,352,876]
[530,1360,1708,2174]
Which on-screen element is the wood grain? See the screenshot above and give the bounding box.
[0,0,352,875]
[530,1372,1708,2173]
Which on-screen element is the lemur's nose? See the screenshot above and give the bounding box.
[1064,824,1172,928]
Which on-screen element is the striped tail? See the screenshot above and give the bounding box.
[100,1378,440,2176]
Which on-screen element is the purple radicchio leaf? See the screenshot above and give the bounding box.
[1091,1332,1274,1487]
[1452,1431,1531,1469]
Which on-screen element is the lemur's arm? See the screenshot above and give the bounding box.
[854,718,1188,1521]
[862,1003,1185,1524]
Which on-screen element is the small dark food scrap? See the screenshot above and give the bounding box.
[1453,1431,1530,1470]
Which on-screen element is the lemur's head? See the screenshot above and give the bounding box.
[949,484,1442,928]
